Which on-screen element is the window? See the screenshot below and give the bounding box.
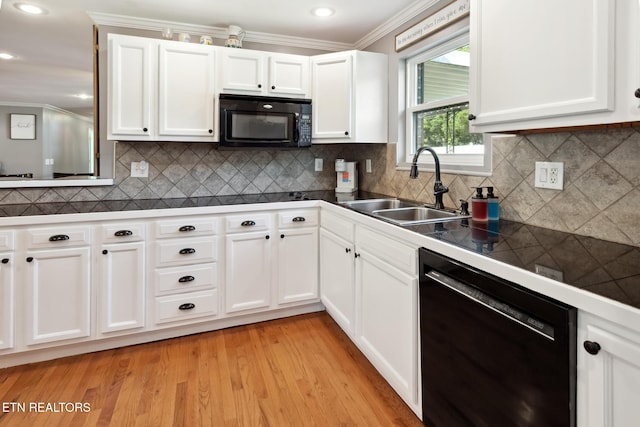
[405,32,491,175]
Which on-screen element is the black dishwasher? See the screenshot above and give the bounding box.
[419,248,576,427]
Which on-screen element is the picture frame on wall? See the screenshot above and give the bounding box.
[10,113,36,140]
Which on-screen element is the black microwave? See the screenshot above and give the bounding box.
[219,94,312,148]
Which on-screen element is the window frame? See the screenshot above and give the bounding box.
[402,30,492,176]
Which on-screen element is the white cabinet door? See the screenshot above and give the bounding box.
[469,0,616,132]
[319,228,355,336]
[269,54,309,97]
[108,34,155,139]
[277,227,318,305]
[225,231,272,313]
[220,49,265,94]
[311,53,353,140]
[158,43,216,137]
[355,248,419,412]
[98,242,145,334]
[24,247,91,345]
[0,255,14,350]
[578,312,640,427]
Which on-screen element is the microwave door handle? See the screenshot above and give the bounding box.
[294,114,300,143]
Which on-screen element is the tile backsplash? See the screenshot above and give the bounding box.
[361,128,640,247]
[0,128,638,247]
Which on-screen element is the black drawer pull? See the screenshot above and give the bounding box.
[292,216,306,222]
[1,258,9,264]
[114,230,133,237]
[26,257,34,263]
[584,340,601,355]
[179,225,196,232]
[241,220,256,227]
[178,303,196,311]
[179,248,196,255]
[49,234,70,242]
[179,275,195,283]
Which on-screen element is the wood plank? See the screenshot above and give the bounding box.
[0,313,422,426]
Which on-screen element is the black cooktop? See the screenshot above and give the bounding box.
[407,219,640,310]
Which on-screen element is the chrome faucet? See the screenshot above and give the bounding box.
[409,146,448,210]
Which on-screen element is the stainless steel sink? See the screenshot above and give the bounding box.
[339,198,419,212]
[372,207,469,225]
[339,198,469,225]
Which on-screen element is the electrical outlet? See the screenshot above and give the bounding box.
[365,159,372,173]
[314,158,323,172]
[534,161,564,190]
[131,161,149,178]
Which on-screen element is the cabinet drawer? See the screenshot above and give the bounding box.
[321,211,354,241]
[155,289,218,324]
[154,217,218,238]
[155,236,217,267]
[100,222,145,243]
[278,209,318,228]
[25,226,91,249]
[0,230,15,251]
[226,213,271,233]
[357,226,416,274]
[155,263,218,295]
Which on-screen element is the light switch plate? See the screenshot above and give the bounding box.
[535,161,563,190]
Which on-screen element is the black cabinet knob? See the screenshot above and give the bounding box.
[345,248,351,253]
[344,131,349,136]
[26,257,34,263]
[102,249,108,255]
[468,114,477,121]
[143,127,148,132]
[271,85,276,90]
[354,252,360,258]
[208,129,213,134]
[635,88,640,99]
[265,235,270,240]
[1,258,9,264]
[258,84,262,88]
[280,234,285,239]
[583,340,601,355]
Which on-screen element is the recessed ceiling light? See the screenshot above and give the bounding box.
[312,7,335,17]
[0,52,14,60]
[14,2,46,15]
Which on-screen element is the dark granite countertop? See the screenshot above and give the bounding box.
[0,190,638,310]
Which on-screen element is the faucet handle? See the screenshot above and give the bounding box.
[459,199,470,216]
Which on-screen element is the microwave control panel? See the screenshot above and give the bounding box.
[299,113,312,146]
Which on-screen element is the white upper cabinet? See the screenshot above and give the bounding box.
[108,34,217,142]
[311,50,388,143]
[469,0,640,133]
[158,43,216,137]
[220,49,309,97]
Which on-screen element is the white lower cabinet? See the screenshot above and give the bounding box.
[578,311,640,427]
[98,242,146,334]
[354,226,419,415]
[319,227,355,337]
[319,210,420,416]
[151,216,220,326]
[225,228,273,313]
[0,254,15,350]
[24,246,91,345]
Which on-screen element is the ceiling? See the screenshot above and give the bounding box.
[0,0,423,118]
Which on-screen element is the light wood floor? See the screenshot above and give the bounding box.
[0,312,422,426]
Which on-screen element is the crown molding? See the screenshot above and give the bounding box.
[89,1,440,53]
[87,12,351,52]
[354,0,444,50]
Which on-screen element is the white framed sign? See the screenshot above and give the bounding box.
[395,0,470,52]
[10,114,36,140]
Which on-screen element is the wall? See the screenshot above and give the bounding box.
[0,105,44,177]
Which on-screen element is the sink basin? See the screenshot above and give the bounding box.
[339,198,420,213]
[372,207,468,225]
